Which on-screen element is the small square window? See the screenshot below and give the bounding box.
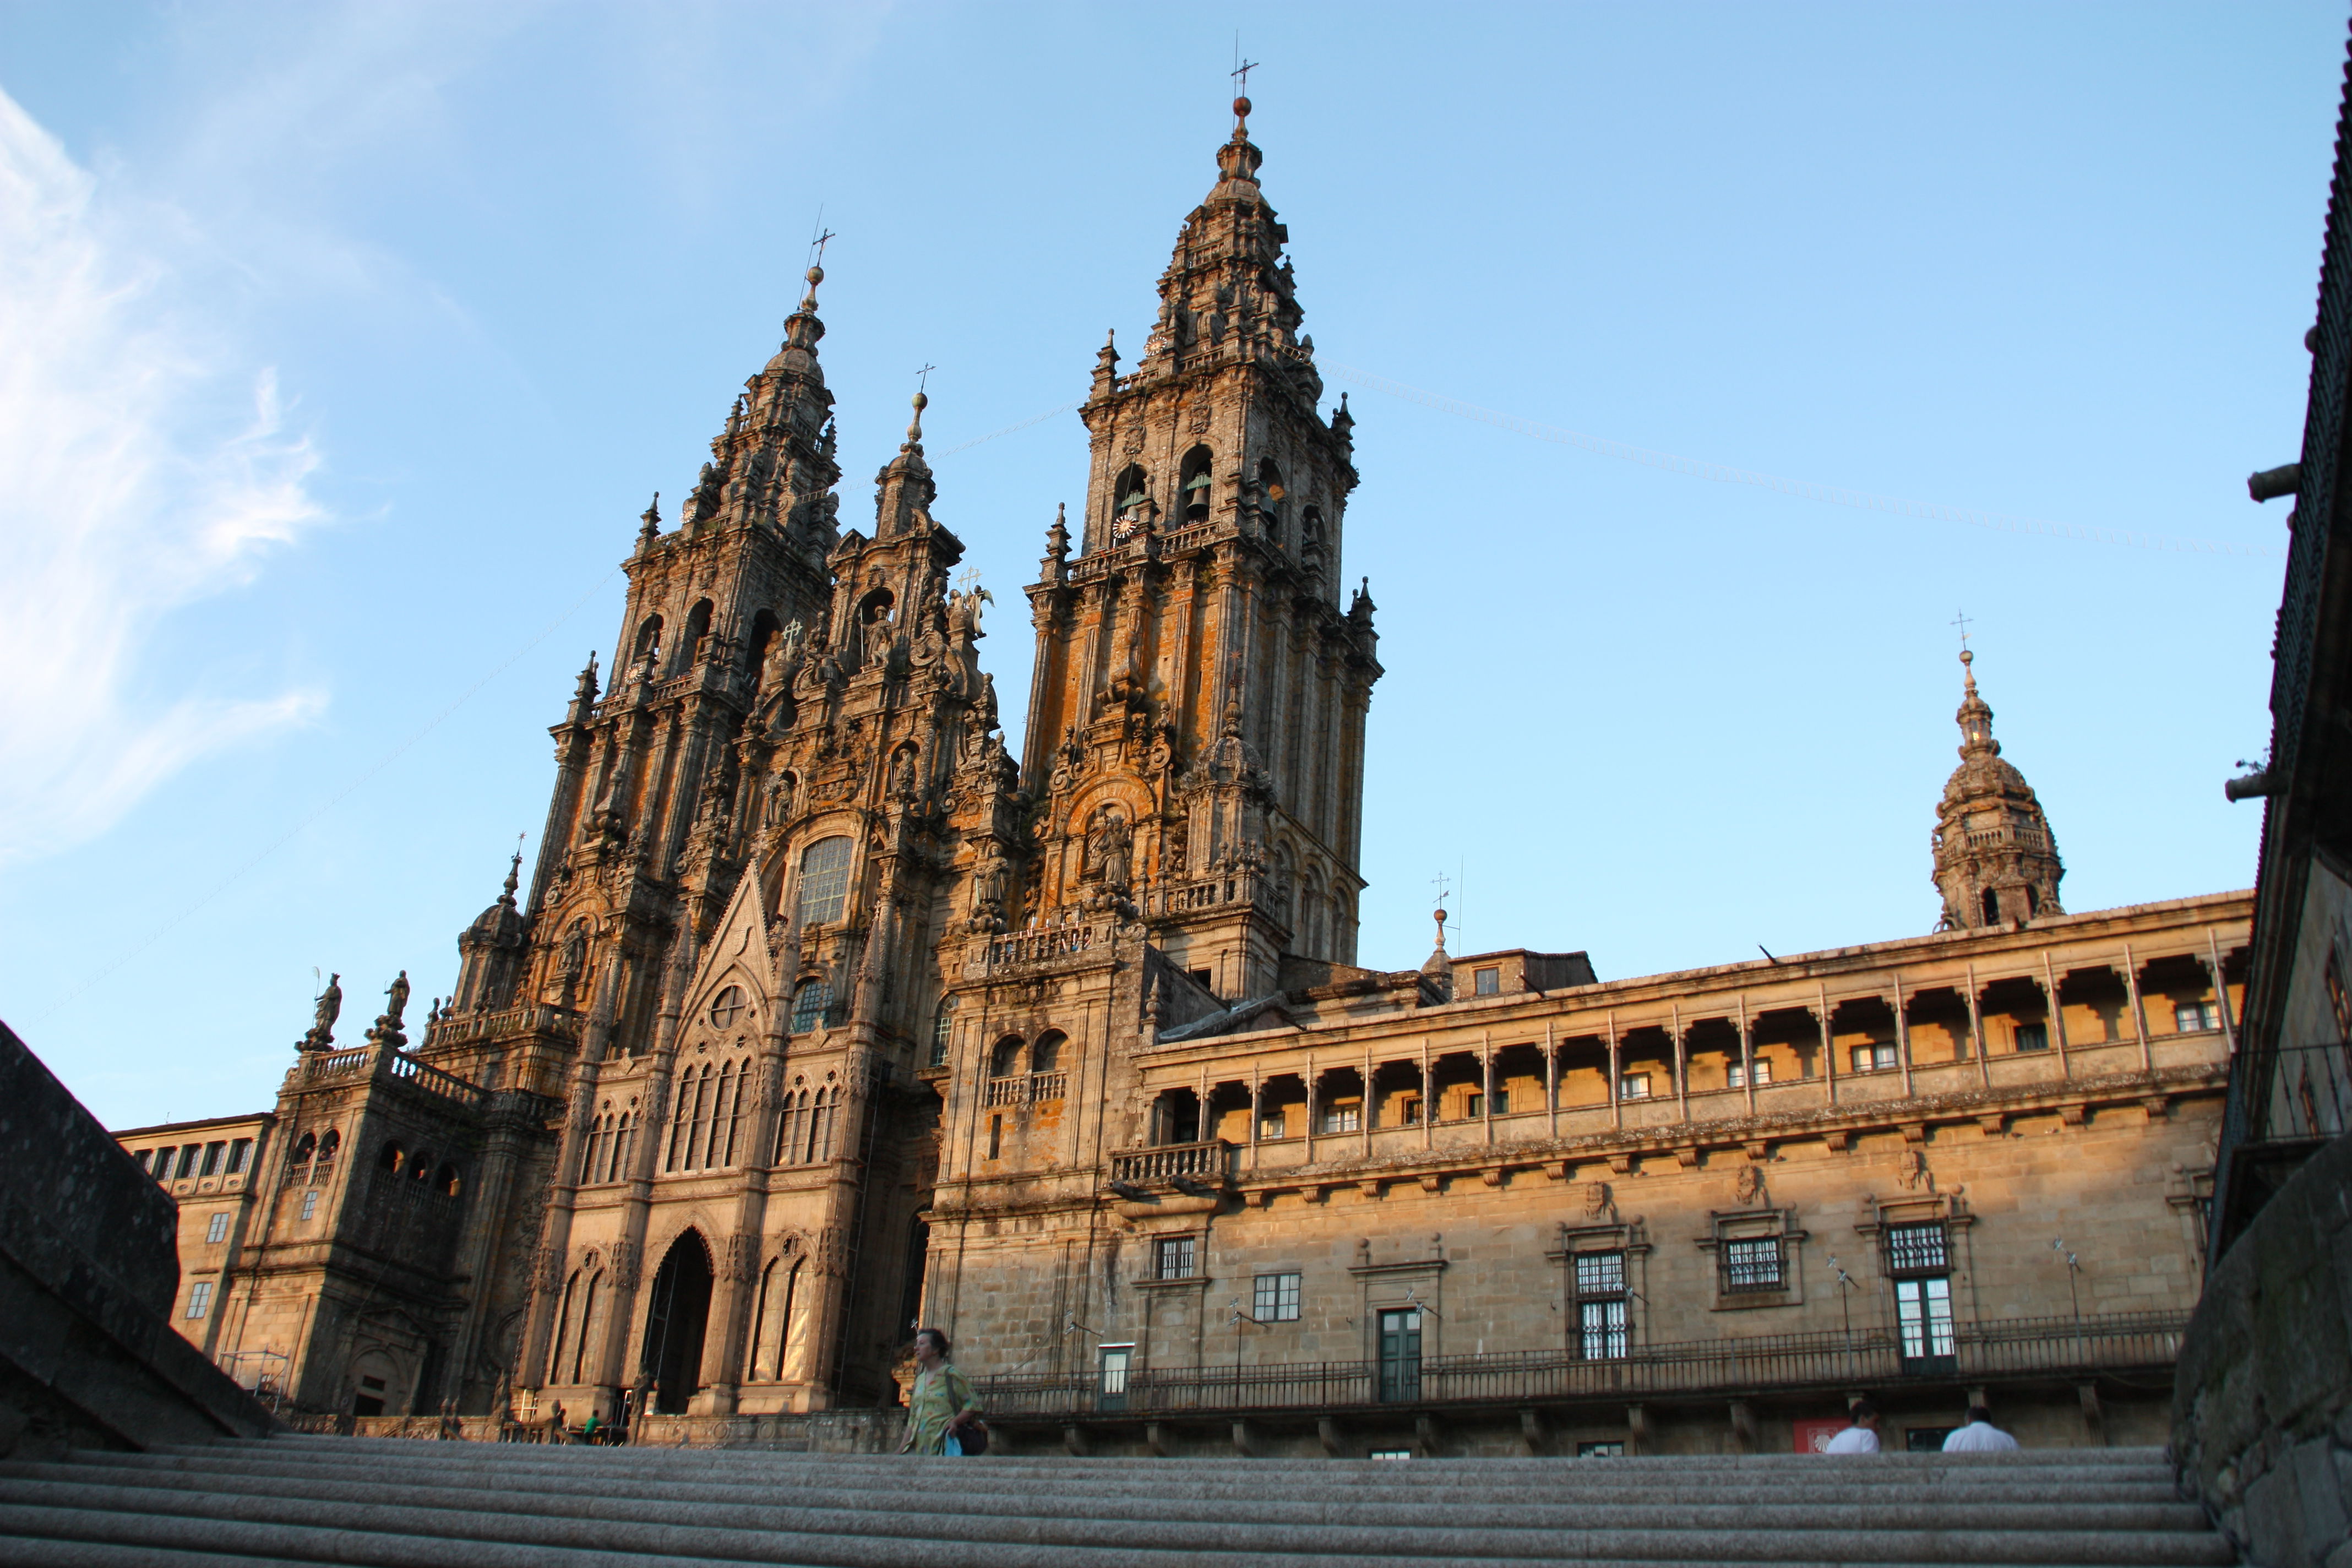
[1156,1236,1196,1280]
[1576,1440,1625,1457]
[184,1281,213,1320]
[1187,968,1214,993]
[1257,1111,1288,1140]
[300,1189,320,1221]
[1722,1236,1785,1293]
[1253,1272,1301,1321]
[1851,1044,1898,1074]
[1395,1096,1422,1126]
[1320,1102,1360,1135]
[1618,1074,1651,1101]
[2175,1000,2219,1033]
[1575,1251,1626,1295]
[1473,967,1500,997]
[2015,1021,2049,1053]
[205,1212,231,1245]
[1466,1092,1484,1118]
[1727,1060,1773,1088]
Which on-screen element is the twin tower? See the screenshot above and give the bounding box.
[288,98,1382,1419]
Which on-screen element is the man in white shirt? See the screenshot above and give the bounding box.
[1823,1400,1882,1453]
[1940,1405,2021,1452]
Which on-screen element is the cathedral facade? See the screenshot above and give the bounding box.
[128,101,2250,1455]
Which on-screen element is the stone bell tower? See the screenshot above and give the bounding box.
[1020,95,1382,1000]
[1933,647,2065,930]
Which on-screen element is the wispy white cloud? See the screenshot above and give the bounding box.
[0,88,329,865]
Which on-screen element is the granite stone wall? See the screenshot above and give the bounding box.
[2176,1128,2352,1567]
[0,1019,275,1455]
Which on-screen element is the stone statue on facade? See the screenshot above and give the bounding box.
[301,973,342,1051]
[366,970,412,1049]
[1733,1161,1767,1207]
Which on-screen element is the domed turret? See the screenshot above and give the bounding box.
[1932,649,2064,930]
[450,846,532,1014]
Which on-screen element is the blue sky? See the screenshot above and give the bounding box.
[0,2,2340,1129]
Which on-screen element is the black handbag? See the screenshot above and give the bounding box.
[950,1413,989,1455]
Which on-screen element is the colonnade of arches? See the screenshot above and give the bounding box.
[1143,948,2246,1147]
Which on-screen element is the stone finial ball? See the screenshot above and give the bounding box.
[807,265,824,286]
[912,390,928,412]
[1233,96,1251,118]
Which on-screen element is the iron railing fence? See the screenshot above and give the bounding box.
[974,1309,2189,1421]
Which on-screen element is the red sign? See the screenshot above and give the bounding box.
[1793,1417,1850,1453]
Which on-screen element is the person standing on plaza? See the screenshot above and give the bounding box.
[1824,1400,1883,1453]
[1941,1405,2021,1452]
[900,1327,983,1455]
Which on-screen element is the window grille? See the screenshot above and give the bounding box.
[1253,1272,1301,1321]
[1156,1235,1196,1280]
[1578,1297,1628,1360]
[794,837,853,925]
[184,1282,213,1320]
[1885,1222,1949,1275]
[1575,1250,1625,1295]
[790,979,835,1033]
[708,985,748,1029]
[206,1212,231,1245]
[1721,1237,1784,1293]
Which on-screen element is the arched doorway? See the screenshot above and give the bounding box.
[642,1230,714,1414]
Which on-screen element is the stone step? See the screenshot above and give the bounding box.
[0,1457,2215,1535]
[0,1440,2233,1568]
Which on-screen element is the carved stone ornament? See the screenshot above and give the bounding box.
[726,1232,763,1283]
[1733,1162,1768,1208]
[1580,1182,1618,1224]
[609,1239,643,1290]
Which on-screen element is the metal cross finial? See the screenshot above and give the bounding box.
[1232,55,1259,94]
[954,566,983,594]
[807,221,836,270]
[1951,608,1973,653]
[1430,871,1452,912]
[916,363,937,395]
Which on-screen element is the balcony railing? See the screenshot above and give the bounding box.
[1110,1140,1234,1186]
[973,1309,2188,1421]
[2210,1040,2351,1265]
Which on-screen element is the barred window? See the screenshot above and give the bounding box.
[1578,1297,1627,1360]
[1156,1235,1196,1280]
[794,836,853,925]
[1574,1251,1626,1295]
[708,985,748,1029]
[1253,1271,1301,1321]
[1722,1237,1784,1293]
[1886,1221,1948,1274]
[929,996,956,1068]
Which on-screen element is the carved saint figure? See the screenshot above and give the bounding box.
[1898,1146,1932,1192]
[304,973,342,1049]
[764,772,796,829]
[888,747,917,800]
[383,971,411,1029]
[1582,1181,1616,1223]
[1085,806,1134,892]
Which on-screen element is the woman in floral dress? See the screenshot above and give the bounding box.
[901,1327,982,1455]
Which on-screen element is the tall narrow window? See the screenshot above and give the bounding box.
[226,1139,253,1175]
[1178,445,1213,524]
[300,1189,320,1221]
[930,996,957,1068]
[548,1273,579,1385]
[809,1089,835,1163]
[1574,1251,1630,1360]
[200,1142,225,1177]
[1156,1235,1196,1280]
[794,837,853,926]
[686,1065,715,1169]
[184,1282,214,1320]
[1376,1308,1422,1401]
[206,1212,231,1245]
[1886,1222,1956,1370]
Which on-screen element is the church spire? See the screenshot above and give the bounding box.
[873,384,939,539]
[1932,646,2064,930]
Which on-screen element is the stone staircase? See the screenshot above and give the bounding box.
[0,1436,2234,1566]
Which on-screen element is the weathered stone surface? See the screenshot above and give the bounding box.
[0,1019,274,1455]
